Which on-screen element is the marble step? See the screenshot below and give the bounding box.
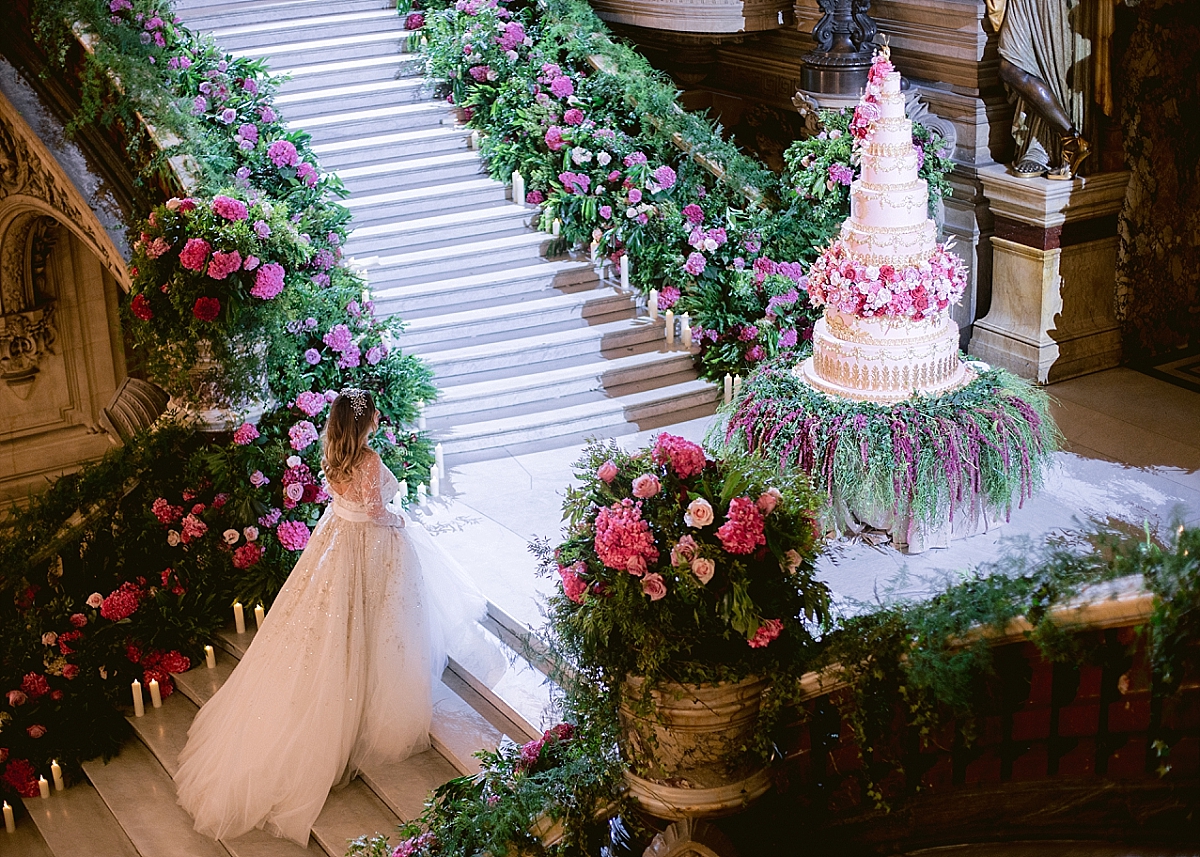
[239,30,411,67]
[310,781,400,856]
[427,349,697,420]
[417,316,665,381]
[343,178,509,227]
[2,802,55,857]
[276,55,422,97]
[297,102,452,144]
[362,232,552,289]
[276,79,432,121]
[400,287,634,350]
[345,204,534,263]
[313,127,470,172]
[433,377,720,456]
[334,151,486,197]
[21,780,140,857]
[430,683,504,775]
[210,8,402,50]
[372,259,599,317]
[358,750,459,822]
[178,0,391,30]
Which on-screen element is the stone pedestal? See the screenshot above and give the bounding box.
[969,165,1130,383]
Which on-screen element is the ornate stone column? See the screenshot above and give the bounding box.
[796,0,878,110]
[968,165,1130,383]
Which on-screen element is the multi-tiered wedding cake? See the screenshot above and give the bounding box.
[796,50,971,404]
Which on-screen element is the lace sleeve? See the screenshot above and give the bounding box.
[355,453,405,528]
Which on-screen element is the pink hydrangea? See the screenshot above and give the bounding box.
[267,139,299,168]
[151,497,183,523]
[558,562,587,604]
[178,238,211,272]
[295,391,326,416]
[549,76,574,99]
[544,126,565,151]
[682,203,704,225]
[211,195,248,221]
[716,496,766,555]
[276,519,311,551]
[232,543,263,569]
[207,250,242,280]
[251,262,285,299]
[563,108,584,126]
[323,324,353,352]
[651,165,677,191]
[683,252,706,276]
[232,422,259,445]
[99,583,141,621]
[181,513,208,544]
[747,618,783,648]
[593,499,658,575]
[631,473,660,499]
[652,434,706,479]
[289,420,318,451]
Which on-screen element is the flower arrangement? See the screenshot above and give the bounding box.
[538,435,830,693]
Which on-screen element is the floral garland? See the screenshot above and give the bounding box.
[848,48,895,145]
[714,357,1061,531]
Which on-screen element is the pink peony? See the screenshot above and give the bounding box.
[130,293,153,320]
[641,573,667,601]
[631,473,660,499]
[100,584,141,621]
[232,422,260,445]
[747,618,783,648]
[21,673,50,699]
[593,499,658,574]
[651,165,677,190]
[62,663,80,680]
[211,195,248,221]
[549,76,574,98]
[181,513,208,544]
[596,460,618,483]
[544,126,565,151]
[756,488,782,516]
[251,262,285,299]
[276,519,311,551]
[232,543,263,569]
[563,108,584,126]
[716,497,766,555]
[178,238,211,272]
[683,252,706,276]
[69,612,87,628]
[682,203,704,225]
[2,758,39,798]
[207,250,242,280]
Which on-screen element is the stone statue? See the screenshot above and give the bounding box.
[989,0,1124,180]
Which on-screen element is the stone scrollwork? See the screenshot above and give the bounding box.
[0,302,56,398]
[0,213,59,398]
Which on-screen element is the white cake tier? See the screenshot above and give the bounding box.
[861,148,920,186]
[878,77,905,120]
[851,178,929,229]
[870,115,912,148]
[796,312,972,403]
[841,219,937,266]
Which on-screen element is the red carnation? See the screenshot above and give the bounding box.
[192,296,221,322]
[2,758,40,798]
[131,293,153,320]
[20,672,50,700]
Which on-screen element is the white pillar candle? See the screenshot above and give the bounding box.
[131,679,144,718]
[723,373,733,405]
[254,604,265,630]
[430,468,440,498]
[417,483,428,504]
[361,287,370,305]
[38,777,49,800]
[469,129,480,150]
[233,601,246,635]
[511,170,525,206]
[620,254,630,290]
[733,375,743,397]
[205,645,216,669]
[648,289,658,320]
[417,400,426,431]
[148,679,162,709]
[435,443,445,478]
[589,240,598,264]
[51,760,63,792]
[551,218,561,237]
[664,310,674,345]
[681,313,692,348]
[398,480,408,505]
[4,801,14,833]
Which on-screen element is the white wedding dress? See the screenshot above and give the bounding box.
[174,451,485,845]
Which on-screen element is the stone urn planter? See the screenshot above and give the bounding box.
[618,674,772,820]
[166,338,270,432]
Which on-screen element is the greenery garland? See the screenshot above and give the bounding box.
[711,356,1062,531]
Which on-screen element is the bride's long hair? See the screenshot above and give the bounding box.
[321,389,377,485]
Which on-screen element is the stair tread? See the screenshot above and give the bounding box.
[348,204,526,241]
[126,690,199,777]
[430,682,504,775]
[296,101,447,130]
[342,177,495,211]
[278,53,412,81]
[312,126,466,157]
[404,286,627,331]
[359,749,460,822]
[240,29,409,58]
[335,150,479,179]
[210,7,397,38]
[420,316,661,365]
[372,258,595,300]
[311,780,400,855]
[275,78,425,106]
[22,779,141,857]
[366,230,547,268]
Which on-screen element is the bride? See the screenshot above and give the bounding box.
[175,388,481,845]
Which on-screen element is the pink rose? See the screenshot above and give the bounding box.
[641,573,667,601]
[62,664,80,680]
[756,488,782,516]
[7,690,27,706]
[684,498,714,528]
[597,460,618,483]
[691,557,715,584]
[26,724,46,739]
[86,592,103,608]
[631,474,660,499]
[625,555,647,577]
[782,549,803,574]
[670,535,698,565]
[69,613,87,628]
[41,632,57,646]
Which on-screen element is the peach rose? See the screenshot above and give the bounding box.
[691,557,715,584]
[684,498,714,528]
[641,573,667,601]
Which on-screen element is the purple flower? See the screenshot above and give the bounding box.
[563,108,584,126]
[651,165,677,190]
[219,108,237,124]
[346,300,361,318]
[242,77,259,94]
[251,262,286,299]
[236,123,259,144]
[323,324,353,352]
[739,325,759,342]
[336,344,361,369]
[683,252,706,276]
[746,344,766,362]
[627,188,642,204]
[828,163,854,186]
[779,328,799,348]
[599,205,613,220]
[365,345,385,365]
[258,106,277,123]
[296,162,318,187]
[623,152,648,167]
[253,219,271,240]
[267,139,299,168]
[191,95,207,115]
[304,348,321,365]
[549,76,574,99]
[288,420,319,451]
[682,203,704,225]
[526,189,545,205]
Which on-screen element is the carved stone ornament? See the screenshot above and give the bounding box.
[590,0,792,35]
[0,213,59,398]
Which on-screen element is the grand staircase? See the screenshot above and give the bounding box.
[13,601,555,856]
[186,0,718,462]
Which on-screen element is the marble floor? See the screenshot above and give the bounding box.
[416,367,1200,630]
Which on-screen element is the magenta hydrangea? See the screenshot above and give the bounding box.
[211,195,248,221]
[232,422,260,445]
[288,420,318,451]
[276,519,311,551]
[549,76,574,99]
[563,108,584,126]
[267,139,299,168]
[178,238,211,272]
[207,250,242,280]
[652,433,706,479]
[682,203,704,225]
[251,262,285,299]
[295,391,326,416]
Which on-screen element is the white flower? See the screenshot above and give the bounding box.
[626,207,638,219]
[684,498,714,528]
[222,529,240,545]
[286,455,301,468]
[505,49,518,62]
[829,129,843,140]
[703,238,719,252]
[597,151,611,166]
[691,557,715,584]
[167,530,181,547]
[570,146,593,165]
[244,526,259,542]
[285,483,305,502]
[865,265,880,281]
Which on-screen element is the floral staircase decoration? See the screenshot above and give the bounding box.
[714,49,1060,551]
[537,434,831,820]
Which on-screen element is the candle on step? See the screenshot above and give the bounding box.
[417,400,426,431]
[681,313,692,348]
[511,170,525,206]
[620,254,630,290]
[435,443,445,478]
[361,287,370,305]
[664,310,674,345]
[417,483,428,504]
[430,467,440,498]
[205,645,216,669]
[131,679,144,718]
[254,604,265,631]
[38,777,49,800]
[469,129,480,150]
[149,678,162,709]
[51,760,63,792]
[4,801,14,833]
[723,373,733,405]
[398,480,408,505]
[648,289,658,320]
[589,240,598,264]
[233,601,246,635]
[733,375,742,397]
[551,218,561,237]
